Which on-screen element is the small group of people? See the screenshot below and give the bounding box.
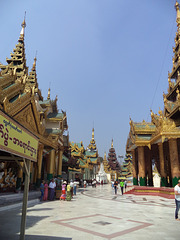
[40,179,56,201]
[113,179,127,195]
[40,178,79,202]
[60,179,78,201]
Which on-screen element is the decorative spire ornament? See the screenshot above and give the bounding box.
[47,88,51,100]
[175,1,180,28]
[20,12,26,39]
[111,139,113,148]
[92,128,94,140]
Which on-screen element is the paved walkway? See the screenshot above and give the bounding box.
[0,184,179,240]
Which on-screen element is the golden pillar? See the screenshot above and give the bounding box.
[57,149,63,177]
[158,142,167,187]
[36,143,44,187]
[54,151,58,176]
[132,149,138,185]
[47,149,55,181]
[138,146,146,186]
[169,138,180,187]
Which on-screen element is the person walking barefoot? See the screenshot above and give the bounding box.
[40,180,44,201]
[43,181,48,201]
[174,180,180,221]
[114,180,118,195]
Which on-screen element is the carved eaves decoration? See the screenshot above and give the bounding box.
[70,142,85,154]
[13,104,38,133]
[150,109,180,144]
[151,110,177,134]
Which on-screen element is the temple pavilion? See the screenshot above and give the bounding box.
[0,19,69,191]
[70,128,100,181]
[126,1,180,187]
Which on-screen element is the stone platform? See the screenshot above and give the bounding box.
[124,186,174,199]
[0,191,40,208]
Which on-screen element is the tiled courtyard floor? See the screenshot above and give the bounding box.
[0,184,179,240]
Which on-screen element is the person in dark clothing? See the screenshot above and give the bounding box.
[40,180,44,201]
[124,180,127,192]
[114,180,118,195]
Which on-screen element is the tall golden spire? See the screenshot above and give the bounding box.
[104,152,106,160]
[0,15,28,77]
[47,88,51,100]
[175,1,180,27]
[111,139,113,148]
[87,128,97,152]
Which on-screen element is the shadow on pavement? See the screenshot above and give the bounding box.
[27,208,53,212]
[26,235,72,240]
[0,234,72,240]
[0,208,50,239]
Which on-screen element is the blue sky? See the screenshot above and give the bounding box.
[0,0,177,160]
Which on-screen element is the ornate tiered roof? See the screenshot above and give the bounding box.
[120,153,133,179]
[107,139,121,171]
[0,18,28,78]
[70,128,100,174]
[25,56,42,100]
[163,2,180,121]
[0,18,68,150]
[126,2,180,154]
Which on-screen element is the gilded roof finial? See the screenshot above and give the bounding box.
[111,139,113,148]
[32,51,37,69]
[104,152,107,160]
[47,88,50,100]
[20,12,26,37]
[33,56,37,69]
[129,116,132,125]
[175,1,180,27]
[92,128,94,140]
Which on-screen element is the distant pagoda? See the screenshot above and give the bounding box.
[107,139,120,171]
[103,152,111,173]
[87,128,97,152]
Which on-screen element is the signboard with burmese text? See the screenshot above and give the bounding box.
[0,110,38,162]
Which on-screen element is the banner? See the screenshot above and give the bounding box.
[0,110,38,162]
